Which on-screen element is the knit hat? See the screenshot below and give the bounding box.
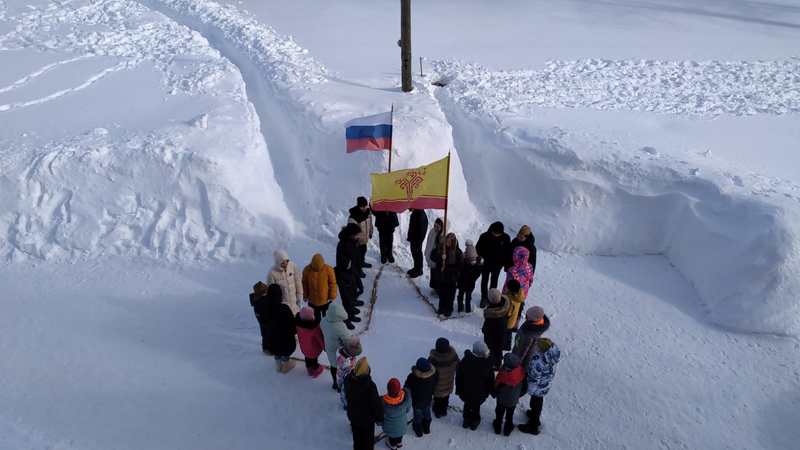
[387,378,402,397]
[489,221,504,234]
[488,288,502,305]
[503,353,521,370]
[472,340,489,358]
[252,281,268,297]
[526,306,545,323]
[435,337,450,353]
[517,225,532,240]
[299,306,315,321]
[354,357,370,377]
[506,279,521,294]
[415,357,431,372]
[357,196,368,207]
[464,240,478,263]
[344,335,363,356]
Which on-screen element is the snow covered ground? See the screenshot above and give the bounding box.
[1,0,799,449]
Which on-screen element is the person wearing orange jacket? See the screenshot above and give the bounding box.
[302,253,337,319]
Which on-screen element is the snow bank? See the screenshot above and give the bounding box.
[433,61,800,336]
[0,0,293,261]
[140,0,480,240]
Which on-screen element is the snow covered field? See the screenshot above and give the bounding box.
[1,0,799,449]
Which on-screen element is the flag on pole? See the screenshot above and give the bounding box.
[370,155,449,212]
[345,111,393,153]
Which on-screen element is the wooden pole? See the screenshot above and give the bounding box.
[419,56,423,77]
[388,104,394,173]
[441,152,451,272]
[401,0,412,92]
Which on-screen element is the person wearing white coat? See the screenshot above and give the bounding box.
[267,249,304,315]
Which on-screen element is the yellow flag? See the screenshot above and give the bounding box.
[371,155,449,212]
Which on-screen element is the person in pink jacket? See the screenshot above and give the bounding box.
[295,306,325,378]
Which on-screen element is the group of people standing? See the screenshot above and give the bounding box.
[248,196,561,450]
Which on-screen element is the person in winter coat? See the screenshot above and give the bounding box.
[321,302,353,389]
[424,218,444,291]
[337,336,364,406]
[345,357,384,450]
[481,288,510,369]
[267,250,304,315]
[373,210,399,264]
[512,306,550,370]
[492,353,525,436]
[249,281,271,354]
[302,253,337,318]
[503,279,526,351]
[457,240,482,314]
[381,378,412,449]
[518,338,561,435]
[428,337,459,418]
[295,306,325,378]
[336,223,364,324]
[455,341,495,430]
[406,209,429,278]
[404,357,438,437]
[504,246,534,299]
[348,196,374,270]
[476,222,511,307]
[431,233,463,319]
[506,225,537,275]
[263,284,297,373]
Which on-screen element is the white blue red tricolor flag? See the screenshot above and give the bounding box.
[345,111,393,153]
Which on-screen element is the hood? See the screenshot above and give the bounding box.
[512,246,530,266]
[429,347,458,366]
[483,297,510,319]
[349,206,370,222]
[273,249,289,267]
[310,253,325,271]
[325,302,349,323]
[521,314,550,335]
[411,366,436,379]
[266,283,283,305]
[540,344,561,366]
[295,313,320,329]
[339,223,361,241]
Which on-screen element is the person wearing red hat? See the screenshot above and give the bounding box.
[381,378,412,449]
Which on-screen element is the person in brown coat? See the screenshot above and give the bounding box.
[428,337,460,418]
[302,253,337,318]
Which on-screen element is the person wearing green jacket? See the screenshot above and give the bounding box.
[321,302,352,391]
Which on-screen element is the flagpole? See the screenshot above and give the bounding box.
[441,151,451,272]
[388,104,394,173]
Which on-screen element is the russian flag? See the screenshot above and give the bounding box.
[345,111,392,153]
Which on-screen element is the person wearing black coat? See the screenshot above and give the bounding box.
[481,289,511,369]
[406,209,428,277]
[249,281,271,354]
[263,283,297,371]
[404,358,439,437]
[346,357,384,450]
[373,210,399,264]
[455,344,495,430]
[336,223,364,325]
[431,233,463,318]
[476,221,511,307]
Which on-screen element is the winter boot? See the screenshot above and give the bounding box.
[362,262,372,268]
[412,422,423,437]
[492,419,501,435]
[309,365,325,378]
[503,421,514,436]
[518,423,540,435]
[280,359,296,373]
[422,419,431,435]
[479,297,487,308]
[330,368,339,391]
[469,418,480,431]
[354,300,365,307]
[345,320,356,330]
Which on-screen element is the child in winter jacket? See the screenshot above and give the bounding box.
[428,337,460,418]
[302,253,337,318]
[481,288,510,369]
[295,306,325,378]
[382,378,412,449]
[346,357,383,450]
[455,341,495,430]
[267,249,304,315]
[512,306,551,370]
[404,357,438,437]
[457,240,482,315]
[249,281,271,354]
[504,246,534,298]
[337,335,363,408]
[321,302,352,390]
[503,279,526,351]
[492,353,525,436]
[519,338,561,435]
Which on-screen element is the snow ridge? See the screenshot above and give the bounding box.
[433,59,800,117]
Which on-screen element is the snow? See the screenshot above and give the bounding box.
[1,0,800,449]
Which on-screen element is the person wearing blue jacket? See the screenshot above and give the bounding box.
[518,338,561,435]
[381,378,412,449]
